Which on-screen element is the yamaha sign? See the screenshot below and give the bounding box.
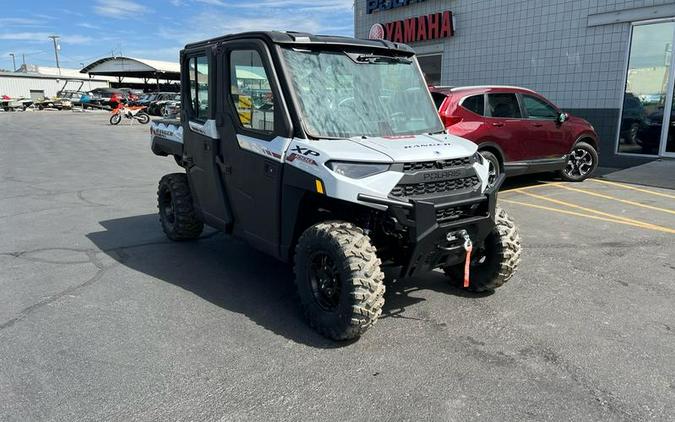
[368,11,455,43]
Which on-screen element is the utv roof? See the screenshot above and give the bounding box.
[183,31,415,55]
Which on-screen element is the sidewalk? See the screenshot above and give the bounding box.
[598,158,675,190]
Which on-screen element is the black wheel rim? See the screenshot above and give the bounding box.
[564,147,593,179]
[308,251,341,311]
[159,189,176,229]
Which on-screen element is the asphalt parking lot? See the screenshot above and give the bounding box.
[1,112,673,421]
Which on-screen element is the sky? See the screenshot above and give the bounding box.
[1,0,355,70]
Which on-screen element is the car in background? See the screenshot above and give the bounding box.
[147,92,179,115]
[430,85,599,184]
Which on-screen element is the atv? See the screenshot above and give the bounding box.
[150,31,522,340]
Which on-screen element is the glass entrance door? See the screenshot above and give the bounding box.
[618,21,675,156]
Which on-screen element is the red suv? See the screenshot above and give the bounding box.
[430,86,599,185]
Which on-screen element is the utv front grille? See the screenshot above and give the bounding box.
[402,157,472,173]
[436,201,489,224]
[390,176,480,198]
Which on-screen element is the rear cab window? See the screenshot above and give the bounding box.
[487,93,521,118]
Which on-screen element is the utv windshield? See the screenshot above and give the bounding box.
[281,48,445,138]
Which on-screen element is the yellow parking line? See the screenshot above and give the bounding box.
[513,190,675,232]
[554,184,675,216]
[501,183,555,194]
[501,199,675,234]
[589,179,675,200]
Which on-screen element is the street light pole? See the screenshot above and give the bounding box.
[9,53,16,71]
[48,35,61,75]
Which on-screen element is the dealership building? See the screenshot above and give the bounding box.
[355,0,675,167]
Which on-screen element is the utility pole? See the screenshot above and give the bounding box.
[9,53,16,71]
[22,53,25,67]
[48,35,61,75]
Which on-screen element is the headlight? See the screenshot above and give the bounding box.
[326,161,390,179]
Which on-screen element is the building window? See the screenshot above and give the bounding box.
[418,54,442,86]
[618,22,674,155]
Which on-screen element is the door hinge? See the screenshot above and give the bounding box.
[183,155,195,169]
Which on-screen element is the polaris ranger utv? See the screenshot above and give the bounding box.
[150,31,522,340]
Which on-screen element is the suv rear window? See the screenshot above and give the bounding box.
[488,93,521,118]
[431,92,447,110]
[461,94,484,116]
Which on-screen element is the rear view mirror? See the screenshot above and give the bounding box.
[558,112,569,123]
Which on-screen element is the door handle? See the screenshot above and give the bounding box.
[492,122,504,127]
[532,123,544,127]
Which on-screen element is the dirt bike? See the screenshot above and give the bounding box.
[110,105,150,125]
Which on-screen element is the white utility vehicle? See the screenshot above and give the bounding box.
[150,31,522,340]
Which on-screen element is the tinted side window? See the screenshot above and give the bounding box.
[488,93,521,118]
[230,50,275,133]
[461,95,484,116]
[188,55,210,120]
[523,95,558,119]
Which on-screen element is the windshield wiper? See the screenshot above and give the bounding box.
[354,54,412,64]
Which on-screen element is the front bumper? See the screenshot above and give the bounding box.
[358,173,504,278]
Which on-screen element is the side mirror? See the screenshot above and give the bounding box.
[558,112,569,123]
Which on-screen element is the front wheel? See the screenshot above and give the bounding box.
[135,112,150,124]
[443,207,521,292]
[109,113,121,125]
[294,221,385,341]
[559,141,598,182]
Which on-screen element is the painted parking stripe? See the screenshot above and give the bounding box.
[512,189,675,233]
[501,199,675,234]
[552,184,675,216]
[590,179,675,200]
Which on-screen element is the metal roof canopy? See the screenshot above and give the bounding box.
[80,56,180,80]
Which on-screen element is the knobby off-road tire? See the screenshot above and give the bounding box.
[136,112,150,124]
[444,207,521,292]
[157,173,203,241]
[294,221,385,341]
[110,113,121,125]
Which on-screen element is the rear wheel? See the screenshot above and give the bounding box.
[480,150,501,189]
[443,208,521,292]
[294,221,385,341]
[559,141,598,182]
[157,173,203,241]
[109,113,121,125]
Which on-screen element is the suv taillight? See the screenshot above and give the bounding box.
[442,115,462,127]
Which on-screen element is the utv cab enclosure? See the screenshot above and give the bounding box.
[150,31,522,340]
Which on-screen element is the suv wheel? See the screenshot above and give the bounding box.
[157,173,204,240]
[294,221,385,341]
[480,150,501,189]
[443,208,521,292]
[560,141,598,182]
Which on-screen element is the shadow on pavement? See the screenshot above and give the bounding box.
[87,214,496,348]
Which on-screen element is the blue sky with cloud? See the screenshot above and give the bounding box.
[1,0,354,70]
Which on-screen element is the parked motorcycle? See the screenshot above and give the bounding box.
[110,105,150,125]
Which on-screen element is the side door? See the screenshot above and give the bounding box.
[182,49,233,229]
[217,40,293,259]
[520,93,569,159]
[485,93,530,161]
